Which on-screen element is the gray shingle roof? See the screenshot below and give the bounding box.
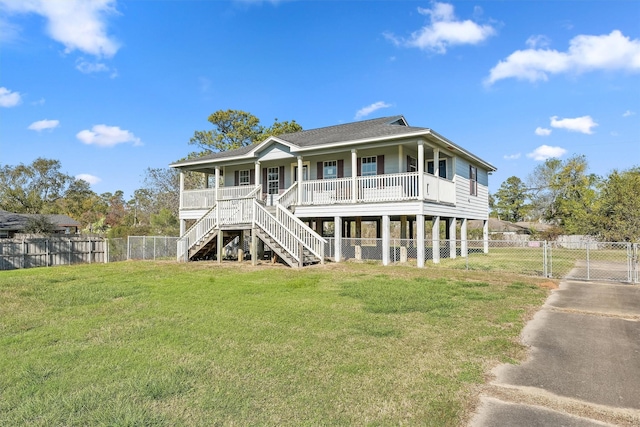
[0,210,81,231]
[277,116,425,147]
[171,115,423,166]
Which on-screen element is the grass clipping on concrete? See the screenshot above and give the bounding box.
[0,261,549,426]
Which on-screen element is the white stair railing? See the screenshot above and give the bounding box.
[176,205,218,261]
[276,204,325,261]
[253,200,304,265]
[276,182,298,208]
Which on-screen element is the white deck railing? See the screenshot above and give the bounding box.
[181,184,260,209]
[176,205,218,261]
[300,177,352,205]
[254,201,304,265]
[276,182,298,208]
[180,174,456,211]
[276,204,326,261]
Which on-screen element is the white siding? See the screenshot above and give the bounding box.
[453,157,490,219]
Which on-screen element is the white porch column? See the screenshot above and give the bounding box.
[334,216,342,262]
[417,214,425,268]
[179,171,185,209]
[398,145,403,173]
[433,148,440,202]
[461,218,468,257]
[432,216,440,264]
[449,217,457,259]
[214,166,220,203]
[255,161,261,193]
[483,219,489,254]
[382,215,390,266]
[417,142,424,199]
[180,220,186,236]
[297,156,303,202]
[351,149,357,203]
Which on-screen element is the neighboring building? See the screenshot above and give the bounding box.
[0,210,81,238]
[170,115,496,267]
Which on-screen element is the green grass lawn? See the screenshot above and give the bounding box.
[0,261,549,426]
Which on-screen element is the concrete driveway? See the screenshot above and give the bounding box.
[469,280,640,427]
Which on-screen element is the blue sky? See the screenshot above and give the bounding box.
[1,0,638,198]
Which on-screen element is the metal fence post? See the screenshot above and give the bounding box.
[632,243,638,283]
[543,241,548,278]
[586,241,590,281]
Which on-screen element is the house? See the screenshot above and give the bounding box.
[170,116,496,267]
[0,210,81,238]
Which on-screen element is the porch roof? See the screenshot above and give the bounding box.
[170,115,497,172]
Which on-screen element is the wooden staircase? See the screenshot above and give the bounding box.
[178,198,325,268]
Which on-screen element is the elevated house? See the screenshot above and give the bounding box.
[170,116,496,267]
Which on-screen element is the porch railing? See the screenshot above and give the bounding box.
[177,204,218,261]
[300,177,352,205]
[180,184,260,209]
[276,204,326,261]
[276,182,298,209]
[254,201,305,265]
[179,174,456,210]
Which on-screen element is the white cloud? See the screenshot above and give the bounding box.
[535,127,552,136]
[384,2,495,54]
[76,174,101,185]
[31,98,46,106]
[355,101,392,119]
[503,153,521,160]
[0,86,22,107]
[526,35,551,49]
[486,30,640,85]
[527,145,567,161]
[0,0,120,57]
[28,119,60,131]
[550,115,598,134]
[623,110,635,117]
[75,58,110,73]
[76,124,142,147]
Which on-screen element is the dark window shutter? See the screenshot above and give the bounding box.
[439,160,446,178]
[407,155,412,172]
[377,155,384,175]
[250,169,255,185]
[337,159,344,178]
[317,162,323,180]
[428,161,434,175]
[234,170,239,186]
[262,168,267,193]
[279,166,285,189]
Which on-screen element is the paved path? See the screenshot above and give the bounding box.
[469,280,640,427]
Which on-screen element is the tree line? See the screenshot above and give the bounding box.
[0,110,300,238]
[491,155,639,242]
[2,110,636,241]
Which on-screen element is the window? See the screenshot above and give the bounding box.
[408,156,417,172]
[267,167,279,195]
[323,161,337,179]
[239,170,250,186]
[361,156,377,176]
[469,165,478,196]
[294,165,308,182]
[427,159,447,178]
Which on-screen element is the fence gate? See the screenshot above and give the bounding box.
[550,241,638,284]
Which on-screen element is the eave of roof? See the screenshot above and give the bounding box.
[170,115,496,172]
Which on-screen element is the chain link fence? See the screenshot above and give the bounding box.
[323,238,639,284]
[106,236,178,262]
